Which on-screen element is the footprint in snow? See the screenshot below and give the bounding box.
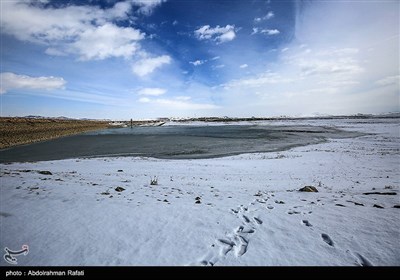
[321,233,334,247]
[236,226,255,234]
[234,236,248,257]
[253,217,263,225]
[354,252,373,266]
[217,239,235,256]
[302,220,312,227]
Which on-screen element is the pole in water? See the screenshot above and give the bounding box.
[130,118,133,128]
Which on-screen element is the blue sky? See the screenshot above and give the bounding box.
[0,0,399,119]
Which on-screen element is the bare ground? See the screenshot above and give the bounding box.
[0,118,109,149]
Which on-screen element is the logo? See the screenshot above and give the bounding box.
[3,245,29,265]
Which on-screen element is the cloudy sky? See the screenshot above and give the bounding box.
[1,0,399,119]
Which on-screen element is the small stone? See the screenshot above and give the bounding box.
[373,204,384,209]
[195,200,201,204]
[115,187,125,192]
[299,186,318,192]
[393,205,400,209]
[163,199,169,203]
[354,202,364,206]
[101,192,110,195]
[195,196,201,200]
[275,200,285,204]
[38,171,52,175]
[117,170,123,172]
[335,204,346,207]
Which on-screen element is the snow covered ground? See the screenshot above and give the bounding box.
[0,118,399,266]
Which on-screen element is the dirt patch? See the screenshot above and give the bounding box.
[0,117,109,149]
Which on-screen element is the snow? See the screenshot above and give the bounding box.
[1,118,399,266]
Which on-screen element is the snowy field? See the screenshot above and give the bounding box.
[0,118,399,266]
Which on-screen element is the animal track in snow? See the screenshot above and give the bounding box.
[236,226,255,234]
[234,236,248,257]
[199,201,264,265]
[302,220,312,227]
[354,252,373,266]
[321,233,334,247]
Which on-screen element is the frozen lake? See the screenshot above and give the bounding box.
[0,123,362,163]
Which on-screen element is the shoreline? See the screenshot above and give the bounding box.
[0,121,363,163]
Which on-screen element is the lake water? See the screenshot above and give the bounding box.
[0,124,361,163]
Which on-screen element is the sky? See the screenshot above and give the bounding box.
[0,0,399,119]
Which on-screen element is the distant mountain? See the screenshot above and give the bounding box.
[23,115,46,119]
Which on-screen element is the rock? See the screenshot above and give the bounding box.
[163,199,169,203]
[393,205,400,209]
[117,170,123,172]
[115,187,125,192]
[299,186,318,192]
[195,200,201,204]
[38,171,52,175]
[335,204,346,207]
[275,200,285,204]
[101,192,110,195]
[354,202,364,206]
[195,196,201,200]
[373,204,384,209]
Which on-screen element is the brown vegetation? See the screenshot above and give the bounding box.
[0,117,109,149]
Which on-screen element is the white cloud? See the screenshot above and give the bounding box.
[72,23,144,60]
[194,25,236,44]
[240,64,248,69]
[190,60,206,66]
[137,95,219,110]
[283,47,364,78]
[0,1,150,61]
[219,0,399,117]
[251,28,259,35]
[375,75,400,87]
[211,56,220,61]
[222,72,293,89]
[254,11,274,23]
[138,97,151,103]
[132,0,166,15]
[108,1,133,19]
[175,96,191,101]
[281,48,289,53]
[172,20,178,26]
[153,98,219,110]
[261,29,280,35]
[251,28,280,36]
[137,87,166,96]
[132,55,171,77]
[214,64,225,69]
[265,11,275,20]
[0,72,66,94]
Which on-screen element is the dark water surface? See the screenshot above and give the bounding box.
[0,125,361,163]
